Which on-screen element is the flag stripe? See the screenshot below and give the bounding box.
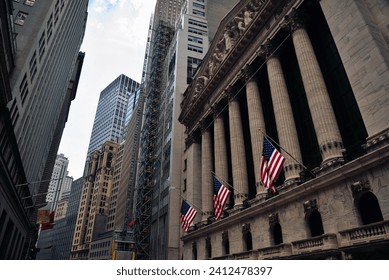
[260,137,285,193]
[180,200,197,232]
[213,176,231,220]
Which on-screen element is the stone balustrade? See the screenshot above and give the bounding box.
[339,220,389,247]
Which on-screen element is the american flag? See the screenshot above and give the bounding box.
[213,176,231,220]
[180,200,197,232]
[260,137,285,193]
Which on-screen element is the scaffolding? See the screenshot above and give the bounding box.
[133,21,174,259]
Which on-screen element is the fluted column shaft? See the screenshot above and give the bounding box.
[245,75,266,193]
[267,54,303,183]
[188,137,202,224]
[213,108,229,186]
[201,127,213,221]
[292,26,343,163]
[228,94,249,207]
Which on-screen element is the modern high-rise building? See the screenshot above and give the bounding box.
[86,74,139,155]
[0,0,87,259]
[178,0,389,259]
[45,153,73,212]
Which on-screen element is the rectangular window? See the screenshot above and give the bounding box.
[188,26,207,36]
[9,100,19,126]
[39,31,46,60]
[188,35,203,44]
[47,14,53,42]
[193,9,205,17]
[24,0,35,6]
[19,74,28,105]
[188,18,207,29]
[29,51,37,82]
[14,11,28,26]
[188,44,203,53]
[193,2,205,9]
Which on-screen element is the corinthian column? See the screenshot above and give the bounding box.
[213,104,229,188]
[227,88,249,208]
[185,134,202,224]
[201,123,213,222]
[287,11,343,164]
[264,43,303,185]
[242,66,267,195]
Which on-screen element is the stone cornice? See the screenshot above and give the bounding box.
[181,143,389,241]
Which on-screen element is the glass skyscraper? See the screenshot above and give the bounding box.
[87,74,139,155]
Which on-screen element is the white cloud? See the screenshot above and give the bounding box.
[58,0,156,179]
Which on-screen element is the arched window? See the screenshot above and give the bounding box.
[357,192,383,225]
[272,223,283,245]
[192,242,197,260]
[243,231,253,251]
[205,237,212,259]
[222,231,230,255]
[308,210,324,237]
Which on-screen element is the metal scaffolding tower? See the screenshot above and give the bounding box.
[133,21,174,259]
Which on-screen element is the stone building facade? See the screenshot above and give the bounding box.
[178,0,389,259]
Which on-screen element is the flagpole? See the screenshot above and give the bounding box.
[210,170,248,198]
[180,196,206,215]
[258,128,316,178]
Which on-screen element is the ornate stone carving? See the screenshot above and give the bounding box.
[222,231,229,242]
[282,8,305,33]
[269,212,279,225]
[351,179,371,198]
[261,39,275,58]
[303,199,317,213]
[242,223,251,233]
[211,103,225,118]
[239,64,256,82]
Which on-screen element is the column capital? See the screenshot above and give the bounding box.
[199,119,212,133]
[224,86,238,102]
[282,8,305,33]
[212,103,225,118]
[258,39,277,59]
[239,64,256,83]
[186,131,201,146]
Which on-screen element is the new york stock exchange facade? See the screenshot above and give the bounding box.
[178,0,389,260]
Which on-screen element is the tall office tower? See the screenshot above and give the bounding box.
[45,153,73,212]
[0,0,87,259]
[110,94,145,260]
[154,0,182,27]
[87,74,140,155]
[71,141,119,259]
[179,0,389,259]
[36,176,84,260]
[0,0,32,260]
[133,0,239,259]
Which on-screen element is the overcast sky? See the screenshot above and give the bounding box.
[58,0,157,179]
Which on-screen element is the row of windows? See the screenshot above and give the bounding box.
[188,26,207,36]
[188,18,207,29]
[188,35,203,46]
[193,9,205,17]
[193,2,205,10]
[188,44,203,53]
